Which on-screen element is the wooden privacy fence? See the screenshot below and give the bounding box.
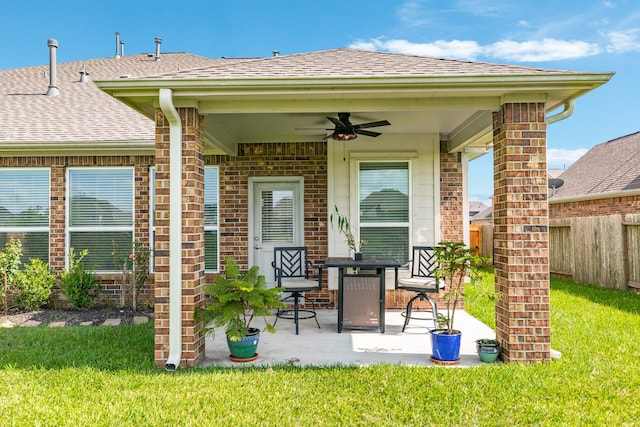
[550,214,640,291]
[469,223,494,258]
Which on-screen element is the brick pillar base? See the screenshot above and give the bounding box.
[493,103,551,363]
[154,107,206,367]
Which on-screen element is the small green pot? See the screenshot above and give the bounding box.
[475,339,500,363]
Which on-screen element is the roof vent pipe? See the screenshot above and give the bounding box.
[120,40,125,57]
[115,32,121,58]
[155,37,162,61]
[46,39,59,96]
[273,50,279,57]
[79,66,89,83]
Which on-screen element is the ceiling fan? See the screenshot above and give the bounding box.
[325,112,391,141]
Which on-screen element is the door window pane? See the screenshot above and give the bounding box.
[261,190,293,243]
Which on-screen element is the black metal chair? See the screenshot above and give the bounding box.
[272,246,322,335]
[396,246,444,332]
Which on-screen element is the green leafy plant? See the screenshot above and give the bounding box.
[0,238,23,314]
[434,241,488,334]
[329,205,366,254]
[14,258,56,311]
[59,248,101,309]
[113,240,150,310]
[195,257,285,341]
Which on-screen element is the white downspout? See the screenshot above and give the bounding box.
[158,88,183,371]
[546,99,575,125]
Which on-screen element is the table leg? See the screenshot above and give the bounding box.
[378,267,385,333]
[337,267,344,333]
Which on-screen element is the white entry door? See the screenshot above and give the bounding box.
[249,177,304,286]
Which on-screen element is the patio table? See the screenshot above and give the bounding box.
[321,257,400,333]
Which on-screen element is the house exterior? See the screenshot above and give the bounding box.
[1,42,612,367]
[549,131,640,218]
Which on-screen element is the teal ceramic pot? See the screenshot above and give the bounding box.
[475,339,500,363]
[227,328,260,360]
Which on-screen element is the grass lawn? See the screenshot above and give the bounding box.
[2,270,640,426]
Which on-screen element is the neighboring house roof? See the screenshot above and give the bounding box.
[0,52,223,152]
[470,205,493,223]
[552,131,640,199]
[469,200,488,216]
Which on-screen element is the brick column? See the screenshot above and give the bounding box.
[493,103,551,363]
[439,143,465,243]
[439,145,465,309]
[154,107,206,367]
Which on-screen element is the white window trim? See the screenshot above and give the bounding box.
[66,166,134,272]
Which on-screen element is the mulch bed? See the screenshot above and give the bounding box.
[0,307,153,327]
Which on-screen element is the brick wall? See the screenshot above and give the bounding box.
[0,155,155,308]
[493,102,551,363]
[550,194,640,219]
[207,141,331,307]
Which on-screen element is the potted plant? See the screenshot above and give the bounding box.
[330,205,366,260]
[475,338,500,363]
[195,257,285,362]
[430,241,487,364]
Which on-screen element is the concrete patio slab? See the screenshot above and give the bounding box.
[201,310,496,368]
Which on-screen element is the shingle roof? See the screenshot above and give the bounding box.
[150,48,574,79]
[553,131,640,198]
[0,53,223,144]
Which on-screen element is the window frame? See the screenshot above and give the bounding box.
[0,167,51,264]
[352,156,413,264]
[66,166,134,273]
[204,166,220,273]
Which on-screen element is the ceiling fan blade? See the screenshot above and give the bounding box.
[355,129,382,137]
[327,116,347,127]
[356,120,391,129]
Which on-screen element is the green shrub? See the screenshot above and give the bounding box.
[0,238,23,313]
[14,259,56,311]
[59,248,101,309]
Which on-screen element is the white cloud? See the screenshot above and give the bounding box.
[350,37,600,62]
[489,39,600,61]
[606,29,640,53]
[364,38,483,60]
[547,148,588,168]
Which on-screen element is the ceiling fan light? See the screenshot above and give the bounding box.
[332,132,358,141]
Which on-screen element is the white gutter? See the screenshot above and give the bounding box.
[158,88,183,371]
[546,99,575,125]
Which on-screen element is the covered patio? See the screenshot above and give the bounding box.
[96,48,612,368]
[201,310,495,367]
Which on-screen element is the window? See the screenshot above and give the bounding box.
[68,168,133,271]
[0,168,50,263]
[358,161,410,264]
[204,166,219,272]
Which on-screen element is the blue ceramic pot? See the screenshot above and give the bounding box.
[430,329,461,363]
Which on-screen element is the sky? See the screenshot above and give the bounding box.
[2,0,639,205]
